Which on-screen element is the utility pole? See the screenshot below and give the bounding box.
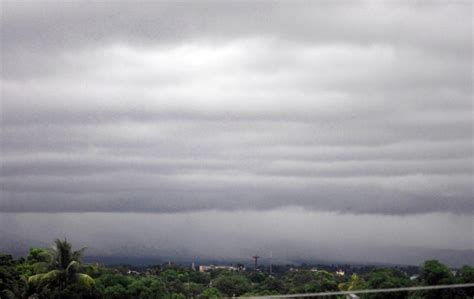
[269,251,273,275]
[252,255,260,270]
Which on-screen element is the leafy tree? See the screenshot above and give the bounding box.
[248,271,267,283]
[188,269,211,285]
[421,260,454,286]
[199,287,223,299]
[161,268,186,294]
[0,254,27,299]
[283,270,338,294]
[165,293,186,299]
[339,273,367,292]
[96,272,131,288]
[16,248,51,278]
[213,273,251,297]
[28,248,53,264]
[27,239,95,298]
[103,284,128,299]
[127,279,153,298]
[284,270,315,293]
[457,265,474,283]
[419,260,455,299]
[364,268,410,299]
[455,265,474,297]
[257,276,286,294]
[183,282,206,298]
[145,277,167,299]
[304,270,338,293]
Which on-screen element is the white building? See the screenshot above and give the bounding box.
[336,270,345,276]
[198,265,243,272]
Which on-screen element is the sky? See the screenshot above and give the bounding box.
[0,1,473,266]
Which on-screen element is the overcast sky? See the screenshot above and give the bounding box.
[1,1,472,266]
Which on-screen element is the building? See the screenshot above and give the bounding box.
[336,270,345,276]
[198,265,243,272]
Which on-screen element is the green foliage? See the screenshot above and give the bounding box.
[103,284,128,299]
[309,270,338,292]
[160,268,186,294]
[127,279,153,298]
[165,293,186,299]
[96,272,132,288]
[0,254,27,299]
[339,273,367,291]
[16,248,51,278]
[213,272,251,297]
[455,265,474,297]
[188,269,211,285]
[364,268,410,299]
[284,270,315,293]
[417,260,456,299]
[283,270,338,294]
[96,272,167,299]
[199,287,223,299]
[27,248,52,264]
[257,276,286,294]
[1,242,473,299]
[457,265,474,283]
[248,271,267,283]
[25,239,96,298]
[421,260,454,286]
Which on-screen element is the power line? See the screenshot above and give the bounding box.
[229,283,474,298]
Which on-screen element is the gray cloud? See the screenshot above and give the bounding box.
[1,1,472,217]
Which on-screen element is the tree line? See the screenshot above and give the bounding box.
[1,239,473,299]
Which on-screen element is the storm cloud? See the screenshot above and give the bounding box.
[1,1,472,216]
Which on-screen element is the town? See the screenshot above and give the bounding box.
[1,239,473,299]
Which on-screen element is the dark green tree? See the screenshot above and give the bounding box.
[0,254,27,299]
[455,265,474,297]
[27,239,95,298]
[199,287,223,299]
[161,268,186,295]
[16,248,51,278]
[421,260,454,286]
[339,273,367,292]
[457,265,474,283]
[103,284,128,299]
[419,260,455,299]
[284,270,315,293]
[257,276,287,294]
[364,268,410,299]
[304,270,338,293]
[213,273,251,297]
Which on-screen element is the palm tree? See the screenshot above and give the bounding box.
[28,239,94,297]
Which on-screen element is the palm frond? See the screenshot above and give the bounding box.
[72,247,86,262]
[31,261,49,274]
[66,260,79,273]
[27,239,94,293]
[53,238,72,269]
[74,273,95,288]
[28,270,61,288]
[28,273,46,286]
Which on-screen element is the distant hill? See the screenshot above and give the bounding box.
[0,230,49,257]
[1,232,472,268]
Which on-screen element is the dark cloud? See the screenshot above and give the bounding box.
[1,1,472,217]
[2,1,470,50]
